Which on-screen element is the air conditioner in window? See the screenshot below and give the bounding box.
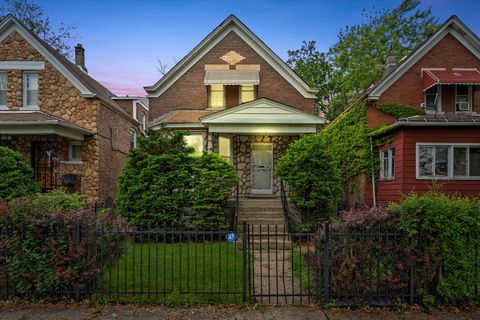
[456,102,470,111]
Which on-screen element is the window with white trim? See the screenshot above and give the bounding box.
[240,84,255,103]
[132,101,137,120]
[417,144,480,179]
[23,71,38,108]
[219,136,232,162]
[209,84,225,108]
[380,147,395,180]
[455,85,471,112]
[141,113,146,132]
[184,132,204,156]
[130,129,137,148]
[0,72,6,107]
[69,142,82,163]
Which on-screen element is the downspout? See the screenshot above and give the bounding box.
[370,136,377,207]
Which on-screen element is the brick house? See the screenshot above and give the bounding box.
[145,15,326,196]
[343,16,480,205]
[0,15,142,202]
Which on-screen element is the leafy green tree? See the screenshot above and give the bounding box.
[0,0,76,56]
[287,41,336,114]
[0,146,39,202]
[190,152,238,230]
[289,0,438,120]
[116,127,195,229]
[276,134,342,226]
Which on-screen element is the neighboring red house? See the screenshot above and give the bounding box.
[359,16,480,204]
[145,15,325,197]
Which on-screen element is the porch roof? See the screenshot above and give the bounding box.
[200,98,327,134]
[0,111,93,140]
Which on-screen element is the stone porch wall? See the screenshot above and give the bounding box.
[233,135,298,196]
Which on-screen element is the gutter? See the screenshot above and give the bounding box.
[0,120,93,135]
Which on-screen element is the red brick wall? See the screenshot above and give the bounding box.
[377,34,480,112]
[149,31,315,122]
[366,104,397,128]
[376,127,480,204]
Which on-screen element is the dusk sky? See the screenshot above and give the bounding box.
[35,0,480,96]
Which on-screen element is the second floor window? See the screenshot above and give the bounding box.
[424,85,438,110]
[240,84,255,103]
[455,85,471,112]
[0,72,6,107]
[24,71,38,108]
[142,113,146,132]
[209,84,225,108]
[130,129,137,148]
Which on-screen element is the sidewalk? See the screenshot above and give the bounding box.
[0,302,479,320]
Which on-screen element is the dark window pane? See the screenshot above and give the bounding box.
[419,146,434,176]
[435,146,449,176]
[453,147,467,176]
[469,147,480,176]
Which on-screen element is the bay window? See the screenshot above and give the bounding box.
[380,147,395,180]
[417,144,480,179]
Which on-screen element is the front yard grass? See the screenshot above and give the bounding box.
[94,240,246,305]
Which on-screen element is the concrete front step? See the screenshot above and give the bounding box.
[238,217,285,225]
[239,212,283,219]
[239,206,283,213]
[239,199,282,206]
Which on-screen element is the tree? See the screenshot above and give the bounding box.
[287,41,336,114]
[276,134,342,228]
[288,0,438,120]
[0,146,39,202]
[0,0,76,56]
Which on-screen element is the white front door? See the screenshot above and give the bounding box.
[251,143,273,195]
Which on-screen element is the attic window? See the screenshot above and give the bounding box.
[240,84,255,103]
[209,84,225,108]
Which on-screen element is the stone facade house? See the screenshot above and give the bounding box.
[337,16,480,206]
[145,15,326,196]
[0,15,141,202]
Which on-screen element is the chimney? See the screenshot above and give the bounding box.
[75,44,87,73]
[384,52,397,77]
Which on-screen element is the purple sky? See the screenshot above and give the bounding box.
[35,0,480,97]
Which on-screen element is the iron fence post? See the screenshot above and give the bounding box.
[242,221,247,302]
[409,246,415,305]
[323,222,331,301]
[75,222,81,302]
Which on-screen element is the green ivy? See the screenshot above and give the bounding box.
[376,103,425,119]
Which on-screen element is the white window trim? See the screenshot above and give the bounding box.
[416,143,480,180]
[455,84,472,112]
[21,71,39,110]
[68,141,83,164]
[130,128,137,148]
[380,147,395,181]
[132,101,137,120]
[141,113,146,132]
[0,71,7,110]
[424,85,442,112]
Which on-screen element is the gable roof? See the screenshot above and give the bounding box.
[368,15,480,99]
[0,15,130,117]
[144,15,317,99]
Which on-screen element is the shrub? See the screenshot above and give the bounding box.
[190,152,238,230]
[276,134,342,226]
[391,191,480,303]
[0,146,39,202]
[1,192,126,300]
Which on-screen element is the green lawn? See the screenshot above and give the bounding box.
[94,240,246,304]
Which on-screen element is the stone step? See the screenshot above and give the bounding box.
[239,206,283,213]
[239,212,284,219]
[249,239,292,250]
[238,217,285,225]
[239,199,282,206]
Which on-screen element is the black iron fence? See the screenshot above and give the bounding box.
[1,222,478,305]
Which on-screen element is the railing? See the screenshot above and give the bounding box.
[280,180,291,233]
[233,183,240,232]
